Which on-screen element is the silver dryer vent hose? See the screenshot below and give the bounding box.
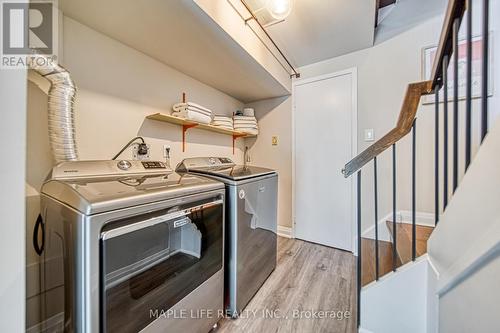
[29,56,78,162]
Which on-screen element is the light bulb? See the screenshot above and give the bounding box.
[267,0,292,20]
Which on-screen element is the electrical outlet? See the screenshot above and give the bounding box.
[163,144,171,158]
[272,136,279,146]
[132,144,150,160]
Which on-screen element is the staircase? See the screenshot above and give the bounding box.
[386,221,434,266]
[362,221,434,286]
[342,0,494,331]
[361,238,398,286]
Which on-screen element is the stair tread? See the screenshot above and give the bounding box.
[386,221,434,265]
[361,238,401,286]
[361,223,434,286]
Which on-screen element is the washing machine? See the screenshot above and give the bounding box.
[176,157,278,316]
[36,160,225,332]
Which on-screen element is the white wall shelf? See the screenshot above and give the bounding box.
[146,113,256,154]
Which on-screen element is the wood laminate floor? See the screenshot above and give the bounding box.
[216,237,356,333]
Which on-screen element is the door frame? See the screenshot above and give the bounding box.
[291,67,358,253]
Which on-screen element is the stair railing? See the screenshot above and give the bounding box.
[342,0,491,328]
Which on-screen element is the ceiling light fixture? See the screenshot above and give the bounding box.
[266,0,292,20]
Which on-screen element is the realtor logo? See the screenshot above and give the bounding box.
[1,1,56,69]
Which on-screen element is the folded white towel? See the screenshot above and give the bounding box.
[172,107,212,118]
[234,115,256,120]
[234,120,257,124]
[234,121,258,126]
[172,110,211,124]
[173,102,212,114]
[234,116,257,124]
[213,121,232,124]
[212,115,232,121]
[243,108,254,117]
[213,125,233,130]
[235,123,257,128]
[236,128,259,135]
[213,118,233,122]
[234,126,258,131]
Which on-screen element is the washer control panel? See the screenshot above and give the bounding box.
[179,157,235,169]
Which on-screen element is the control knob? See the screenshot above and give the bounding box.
[117,160,132,171]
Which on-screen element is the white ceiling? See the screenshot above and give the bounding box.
[58,0,290,103]
[58,0,445,99]
[375,0,448,44]
[252,0,378,67]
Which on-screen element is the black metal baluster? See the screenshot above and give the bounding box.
[373,157,379,280]
[357,170,362,328]
[465,0,473,169]
[452,18,459,192]
[392,144,397,271]
[443,55,449,209]
[412,120,417,261]
[481,0,489,142]
[435,86,440,225]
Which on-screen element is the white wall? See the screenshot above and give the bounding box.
[294,15,444,233]
[245,97,292,229]
[25,15,248,328]
[438,254,500,333]
[297,1,500,234]
[61,16,246,163]
[428,115,500,332]
[360,257,432,333]
[246,8,460,235]
[0,54,27,333]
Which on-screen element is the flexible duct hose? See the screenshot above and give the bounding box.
[29,56,78,162]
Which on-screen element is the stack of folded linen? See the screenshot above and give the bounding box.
[172,102,212,124]
[212,115,233,130]
[233,115,259,135]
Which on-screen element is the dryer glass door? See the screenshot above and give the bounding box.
[100,198,223,333]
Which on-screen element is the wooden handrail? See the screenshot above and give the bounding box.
[430,0,467,88]
[342,80,433,178]
[342,0,468,178]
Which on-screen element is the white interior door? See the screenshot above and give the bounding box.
[294,70,356,251]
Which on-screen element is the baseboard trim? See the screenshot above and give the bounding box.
[277,225,293,238]
[362,210,435,241]
[361,212,393,242]
[398,210,436,228]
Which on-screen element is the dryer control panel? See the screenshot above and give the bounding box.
[51,160,171,180]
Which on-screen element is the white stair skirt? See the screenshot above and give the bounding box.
[360,255,438,333]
